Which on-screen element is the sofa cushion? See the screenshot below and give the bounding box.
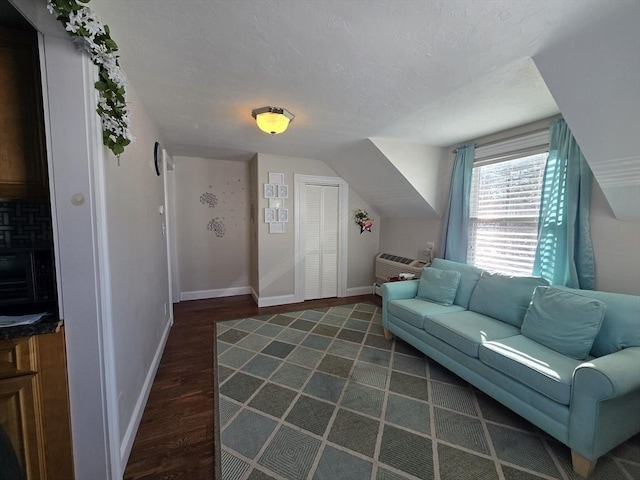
[479,335,583,405]
[387,299,465,330]
[430,258,483,309]
[469,272,548,327]
[425,311,521,358]
[555,287,640,357]
[521,287,606,360]
[416,267,461,306]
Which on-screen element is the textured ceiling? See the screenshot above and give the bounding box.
[88,0,620,163]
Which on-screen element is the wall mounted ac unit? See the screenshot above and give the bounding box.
[374,253,428,284]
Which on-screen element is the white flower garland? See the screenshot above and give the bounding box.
[47,0,133,157]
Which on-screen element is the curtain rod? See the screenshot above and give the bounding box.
[452,126,550,154]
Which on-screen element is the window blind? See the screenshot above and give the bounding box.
[467,152,548,276]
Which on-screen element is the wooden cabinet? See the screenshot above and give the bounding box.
[0,329,74,479]
[0,25,48,199]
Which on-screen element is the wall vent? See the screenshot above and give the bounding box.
[374,253,427,284]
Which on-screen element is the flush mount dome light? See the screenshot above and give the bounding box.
[251,106,295,135]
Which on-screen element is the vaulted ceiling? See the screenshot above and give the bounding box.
[80,1,640,219]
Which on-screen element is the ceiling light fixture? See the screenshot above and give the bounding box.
[251,106,295,135]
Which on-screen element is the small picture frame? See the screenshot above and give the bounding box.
[269,222,285,234]
[264,183,276,199]
[269,198,284,209]
[264,208,276,223]
[268,172,285,185]
[277,208,289,223]
[277,184,289,199]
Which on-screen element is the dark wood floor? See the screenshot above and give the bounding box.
[123,294,380,479]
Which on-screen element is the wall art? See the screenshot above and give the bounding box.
[207,217,226,237]
[268,172,284,185]
[277,208,289,223]
[264,183,277,199]
[269,198,284,209]
[265,208,277,223]
[269,222,285,234]
[277,184,289,198]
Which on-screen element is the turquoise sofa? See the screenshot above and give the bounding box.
[382,258,640,478]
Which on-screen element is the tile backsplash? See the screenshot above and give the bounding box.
[0,200,53,249]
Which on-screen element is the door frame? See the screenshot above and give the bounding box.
[294,174,348,303]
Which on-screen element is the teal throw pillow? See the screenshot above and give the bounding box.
[469,272,548,327]
[521,286,606,360]
[416,267,461,306]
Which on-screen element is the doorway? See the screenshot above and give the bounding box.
[294,174,348,303]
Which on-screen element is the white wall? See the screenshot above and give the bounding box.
[39,33,114,479]
[102,83,172,460]
[533,2,640,220]
[379,217,443,260]
[175,156,250,299]
[370,139,444,215]
[590,181,640,295]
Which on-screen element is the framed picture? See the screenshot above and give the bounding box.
[269,198,284,209]
[277,208,289,223]
[268,172,284,185]
[277,184,289,199]
[264,183,276,199]
[264,208,276,223]
[269,222,285,234]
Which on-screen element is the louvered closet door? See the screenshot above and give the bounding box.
[304,184,339,300]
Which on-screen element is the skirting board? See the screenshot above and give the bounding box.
[180,286,252,301]
[119,315,172,470]
[256,293,297,308]
[346,286,375,296]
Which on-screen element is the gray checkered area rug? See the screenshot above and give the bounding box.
[215,303,639,480]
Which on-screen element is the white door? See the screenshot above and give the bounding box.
[304,184,339,300]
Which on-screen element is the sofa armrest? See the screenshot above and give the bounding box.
[381,280,419,327]
[568,347,640,460]
[573,347,640,399]
[381,280,420,302]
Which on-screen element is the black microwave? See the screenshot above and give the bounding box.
[0,249,56,307]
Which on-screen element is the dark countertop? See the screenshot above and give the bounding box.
[0,314,62,340]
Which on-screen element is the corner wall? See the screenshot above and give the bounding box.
[101,83,172,464]
[174,156,251,299]
[255,153,379,303]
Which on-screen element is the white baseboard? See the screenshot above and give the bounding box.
[346,286,375,296]
[257,294,297,308]
[119,315,172,468]
[180,286,252,301]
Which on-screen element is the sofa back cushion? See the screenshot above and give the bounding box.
[521,286,606,360]
[555,287,640,357]
[469,272,548,327]
[430,258,483,309]
[416,267,461,306]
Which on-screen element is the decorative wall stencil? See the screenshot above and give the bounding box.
[200,192,218,208]
[207,217,226,237]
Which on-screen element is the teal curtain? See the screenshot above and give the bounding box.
[440,144,475,263]
[533,119,594,289]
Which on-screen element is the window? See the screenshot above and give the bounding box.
[467,152,548,276]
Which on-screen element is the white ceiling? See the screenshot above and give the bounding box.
[88,0,621,163]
